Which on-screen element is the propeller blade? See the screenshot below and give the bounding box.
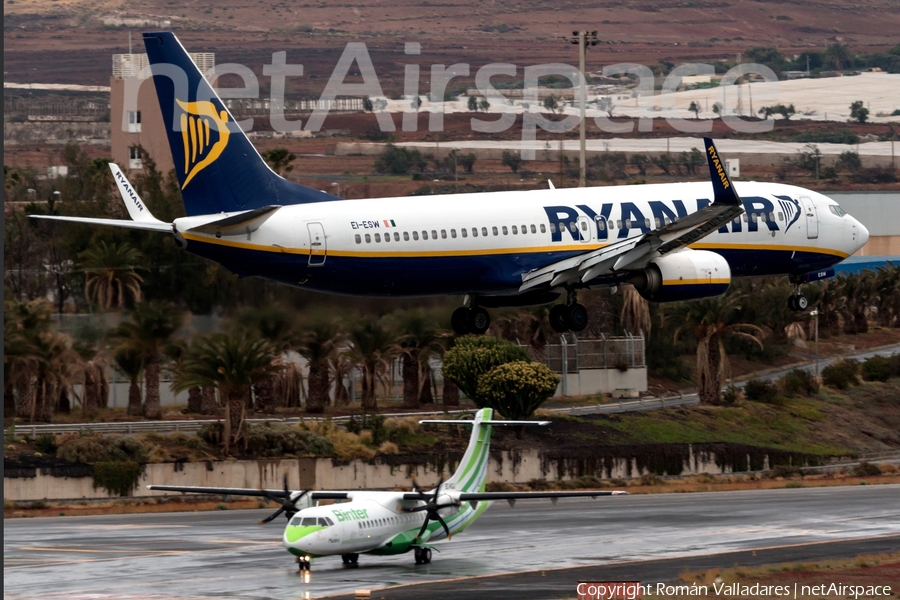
[413,516,431,543]
[259,505,286,524]
[402,505,431,513]
[435,514,452,540]
[432,478,443,503]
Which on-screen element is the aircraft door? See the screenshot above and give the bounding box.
[576,215,593,243]
[799,196,818,240]
[307,222,326,266]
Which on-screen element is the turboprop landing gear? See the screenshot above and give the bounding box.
[549,291,588,333]
[451,305,490,335]
[413,547,432,565]
[297,556,312,571]
[341,553,359,567]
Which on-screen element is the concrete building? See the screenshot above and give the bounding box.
[110,52,214,173]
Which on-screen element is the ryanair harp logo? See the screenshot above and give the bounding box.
[177,99,230,189]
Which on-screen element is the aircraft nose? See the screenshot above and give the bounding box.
[856,219,869,250]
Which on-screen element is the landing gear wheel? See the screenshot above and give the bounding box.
[297,556,311,571]
[566,303,589,332]
[451,307,470,335]
[796,295,809,310]
[423,548,432,564]
[549,304,569,333]
[414,547,424,564]
[787,295,798,311]
[467,307,491,335]
[341,553,359,566]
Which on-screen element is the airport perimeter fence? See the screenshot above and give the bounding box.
[524,333,646,374]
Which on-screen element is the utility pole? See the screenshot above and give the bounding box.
[563,30,598,188]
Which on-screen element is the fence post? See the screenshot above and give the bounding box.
[560,334,568,397]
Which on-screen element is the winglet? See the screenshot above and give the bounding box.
[109,163,166,224]
[703,138,740,207]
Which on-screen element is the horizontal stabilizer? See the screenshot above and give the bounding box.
[187,205,282,236]
[30,214,173,232]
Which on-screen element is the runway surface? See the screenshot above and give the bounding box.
[5,484,900,599]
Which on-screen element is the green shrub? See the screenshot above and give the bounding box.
[778,369,820,397]
[722,385,743,405]
[744,379,780,403]
[92,461,143,497]
[442,336,530,405]
[198,422,224,446]
[57,433,149,464]
[244,423,333,458]
[851,461,882,477]
[821,359,860,390]
[34,433,58,454]
[861,355,893,382]
[373,144,427,174]
[475,361,559,420]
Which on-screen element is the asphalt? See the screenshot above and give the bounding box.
[4,484,899,599]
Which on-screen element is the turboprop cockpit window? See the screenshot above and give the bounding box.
[290,516,302,526]
[829,205,846,217]
[318,517,332,527]
[301,517,317,526]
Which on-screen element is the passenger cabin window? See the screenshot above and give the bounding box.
[413,231,419,240]
[422,231,428,240]
[451,229,457,238]
[522,224,527,233]
[432,230,438,239]
[404,232,410,241]
[511,225,518,234]
[482,227,488,236]
[472,228,478,237]
[768,212,774,222]
[598,220,606,231]
[374,233,381,242]
[581,221,589,232]
[540,224,546,233]
[549,223,557,233]
[654,218,661,228]
[778,212,784,221]
[439,230,446,239]
[617,220,622,229]
[645,218,651,229]
[365,234,371,243]
[502,226,508,235]
[394,232,400,241]
[355,234,362,244]
[384,233,390,242]
[492,226,499,236]
[461,228,468,238]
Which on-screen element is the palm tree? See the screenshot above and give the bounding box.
[876,264,900,328]
[347,316,396,411]
[620,285,651,338]
[297,321,341,413]
[114,301,184,419]
[74,341,109,418]
[393,310,442,409]
[233,305,297,413]
[823,43,853,71]
[30,329,81,422]
[113,345,144,416]
[4,302,39,418]
[79,240,145,311]
[174,332,279,454]
[673,294,766,405]
[329,352,353,406]
[840,271,876,334]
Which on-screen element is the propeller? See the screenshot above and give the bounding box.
[403,478,459,543]
[259,474,308,525]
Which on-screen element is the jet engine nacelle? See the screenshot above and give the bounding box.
[629,249,731,302]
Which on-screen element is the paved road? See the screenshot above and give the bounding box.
[5,485,899,599]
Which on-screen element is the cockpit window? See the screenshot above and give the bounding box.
[301,517,317,526]
[290,516,302,526]
[829,205,846,217]
[317,517,331,527]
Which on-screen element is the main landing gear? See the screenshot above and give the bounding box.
[451,305,490,335]
[787,281,809,312]
[341,553,359,567]
[549,291,588,333]
[413,547,433,565]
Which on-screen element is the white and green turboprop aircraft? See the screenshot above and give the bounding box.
[148,408,627,570]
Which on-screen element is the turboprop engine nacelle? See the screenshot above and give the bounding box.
[629,249,731,302]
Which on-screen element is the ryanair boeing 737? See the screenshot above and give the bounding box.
[32,32,869,333]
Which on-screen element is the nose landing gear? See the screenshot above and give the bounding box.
[413,546,433,564]
[297,556,312,571]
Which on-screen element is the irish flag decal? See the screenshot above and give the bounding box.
[383,219,397,227]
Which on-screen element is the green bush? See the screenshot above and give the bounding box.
[851,461,882,477]
[778,369,820,397]
[475,361,560,420]
[93,460,143,496]
[244,423,333,458]
[373,144,427,174]
[861,355,893,382]
[57,432,149,464]
[34,433,58,454]
[821,359,860,390]
[198,422,224,446]
[722,385,743,405]
[744,379,780,403]
[442,336,530,405]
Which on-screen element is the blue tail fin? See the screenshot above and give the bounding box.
[142,31,339,216]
